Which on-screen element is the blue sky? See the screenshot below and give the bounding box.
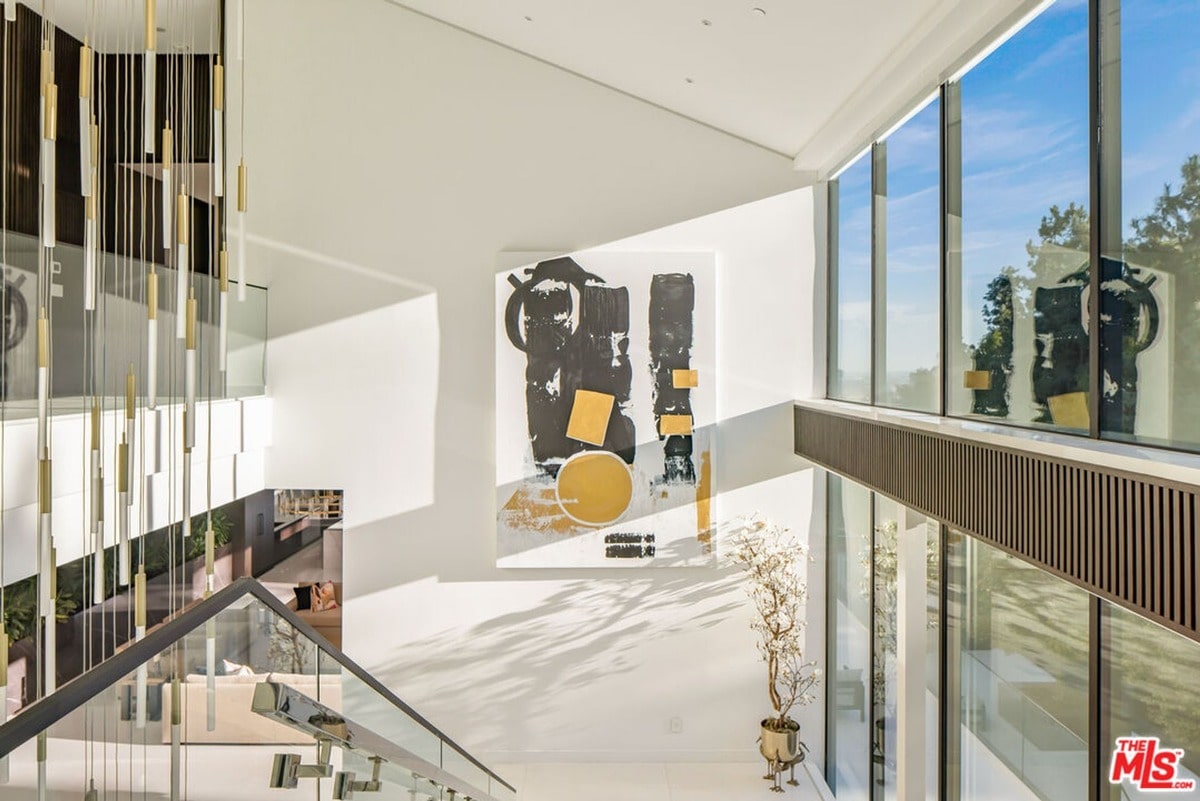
[833,0,1200,386]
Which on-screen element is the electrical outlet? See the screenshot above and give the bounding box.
[669,717,683,734]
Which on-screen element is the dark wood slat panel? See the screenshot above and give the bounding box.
[0,5,217,268]
[795,404,1200,645]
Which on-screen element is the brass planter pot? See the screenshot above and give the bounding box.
[761,719,805,792]
[760,719,801,763]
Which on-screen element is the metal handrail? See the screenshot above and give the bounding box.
[0,577,515,794]
[254,680,502,801]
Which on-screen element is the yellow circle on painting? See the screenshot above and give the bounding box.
[555,451,634,527]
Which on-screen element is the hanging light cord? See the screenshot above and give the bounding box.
[0,0,11,645]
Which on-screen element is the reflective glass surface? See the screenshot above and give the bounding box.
[947,1,1090,430]
[826,474,873,800]
[0,230,266,418]
[950,533,1089,801]
[1104,603,1200,801]
[878,99,941,412]
[0,588,512,801]
[872,496,900,801]
[1100,0,1200,449]
[831,154,873,403]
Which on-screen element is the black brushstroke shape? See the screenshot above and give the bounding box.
[604,533,656,545]
[605,544,656,559]
[580,286,636,464]
[648,273,696,483]
[505,258,636,475]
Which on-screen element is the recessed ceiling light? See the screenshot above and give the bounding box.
[752,7,767,15]
[524,15,533,21]
[701,18,712,26]
[685,77,695,84]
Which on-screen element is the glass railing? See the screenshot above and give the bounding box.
[0,229,266,418]
[0,578,515,801]
[962,650,1086,801]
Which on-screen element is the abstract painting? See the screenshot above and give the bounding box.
[495,252,716,567]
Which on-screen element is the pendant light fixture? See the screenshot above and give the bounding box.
[40,39,56,248]
[79,41,92,194]
[235,0,247,301]
[143,0,156,154]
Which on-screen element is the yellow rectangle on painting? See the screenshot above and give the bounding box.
[1048,392,1089,429]
[696,450,713,545]
[659,414,693,436]
[565,389,615,446]
[963,370,991,390]
[673,369,699,389]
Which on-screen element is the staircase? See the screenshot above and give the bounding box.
[0,578,515,801]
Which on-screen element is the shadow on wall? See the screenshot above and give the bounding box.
[358,541,746,753]
[493,403,809,564]
[351,401,806,584]
[247,233,437,340]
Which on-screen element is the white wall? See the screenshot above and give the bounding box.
[268,192,822,764]
[238,0,821,766]
[0,396,270,585]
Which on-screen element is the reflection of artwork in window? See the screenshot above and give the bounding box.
[1,269,30,400]
[969,270,1014,418]
[964,201,1166,434]
[0,266,31,402]
[860,519,939,707]
[1122,154,1200,445]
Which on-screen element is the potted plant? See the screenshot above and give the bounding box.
[728,516,821,791]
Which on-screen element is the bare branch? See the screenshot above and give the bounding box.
[724,515,822,731]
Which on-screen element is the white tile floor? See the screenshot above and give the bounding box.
[494,762,826,801]
[2,740,825,801]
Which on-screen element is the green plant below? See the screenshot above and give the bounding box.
[2,576,79,643]
[1,508,235,645]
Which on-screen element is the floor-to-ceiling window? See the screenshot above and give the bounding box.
[1104,604,1200,800]
[947,0,1090,429]
[820,0,1200,793]
[830,154,873,403]
[827,474,873,800]
[825,0,1200,456]
[877,97,941,412]
[824,484,1200,801]
[948,532,1090,801]
[925,520,941,801]
[873,496,900,801]
[827,480,940,801]
[1099,0,1200,448]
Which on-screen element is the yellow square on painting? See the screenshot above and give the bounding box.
[963,370,991,390]
[673,369,699,389]
[566,390,615,446]
[659,414,693,436]
[1047,392,1090,430]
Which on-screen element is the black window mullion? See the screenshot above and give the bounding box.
[938,523,949,801]
[1088,0,1103,440]
[824,473,836,790]
[938,83,949,420]
[868,493,878,801]
[828,180,840,400]
[1090,595,1104,801]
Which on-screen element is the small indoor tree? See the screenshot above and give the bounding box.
[728,516,821,733]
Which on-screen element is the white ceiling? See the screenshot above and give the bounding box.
[15,0,219,53]
[389,0,965,158]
